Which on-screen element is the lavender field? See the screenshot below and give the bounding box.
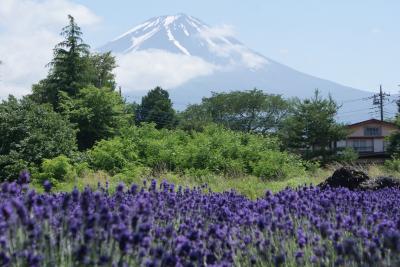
[1,174,400,267]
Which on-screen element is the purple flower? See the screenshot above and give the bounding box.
[27,253,42,267]
[0,180,398,265]
[0,251,10,265]
[273,253,285,266]
[75,245,87,262]
[17,170,30,185]
[116,183,125,193]
[1,204,13,220]
[43,180,52,193]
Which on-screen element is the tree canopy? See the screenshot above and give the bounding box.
[135,87,177,129]
[60,86,132,150]
[0,96,77,180]
[87,52,117,89]
[179,89,289,133]
[279,90,347,162]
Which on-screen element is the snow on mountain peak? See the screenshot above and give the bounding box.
[99,13,268,69]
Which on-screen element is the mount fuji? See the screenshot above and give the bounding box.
[98,14,395,122]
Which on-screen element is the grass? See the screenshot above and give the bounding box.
[31,169,326,199]
[30,162,400,199]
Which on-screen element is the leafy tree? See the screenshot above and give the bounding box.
[279,90,347,162]
[61,86,132,150]
[87,52,117,89]
[179,89,289,133]
[31,15,90,108]
[387,114,400,156]
[136,87,177,129]
[0,96,77,180]
[178,104,212,131]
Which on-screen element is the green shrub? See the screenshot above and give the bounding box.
[302,160,321,174]
[252,151,306,180]
[384,157,400,172]
[0,154,29,181]
[35,155,76,183]
[88,137,138,174]
[86,123,306,180]
[335,147,358,164]
[112,165,150,185]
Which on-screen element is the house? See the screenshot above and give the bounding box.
[336,119,398,157]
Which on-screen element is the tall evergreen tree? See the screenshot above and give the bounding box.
[31,15,90,108]
[136,87,177,129]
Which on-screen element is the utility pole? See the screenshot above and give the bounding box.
[372,84,390,121]
[379,85,383,121]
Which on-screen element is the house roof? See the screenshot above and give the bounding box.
[347,119,397,128]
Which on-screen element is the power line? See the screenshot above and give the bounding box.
[372,85,390,121]
[339,96,374,104]
[336,107,374,115]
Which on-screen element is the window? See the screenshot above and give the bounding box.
[364,127,381,136]
[352,139,373,152]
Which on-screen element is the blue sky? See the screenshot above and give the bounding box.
[0,0,399,97]
[75,0,400,94]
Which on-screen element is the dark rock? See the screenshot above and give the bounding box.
[320,167,400,190]
[319,167,370,190]
[359,176,400,190]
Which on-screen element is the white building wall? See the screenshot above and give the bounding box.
[373,139,384,152]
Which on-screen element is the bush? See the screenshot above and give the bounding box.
[35,155,76,183]
[384,157,400,172]
[88,137,138,174]
[0,154,29,181]
[86,124,306,180]
[334,147,358,164]
[252,151,306,180]
[112,165,150,185]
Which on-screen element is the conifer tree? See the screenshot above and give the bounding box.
[279,90,347,162]
[32,15,90,108]
[136,87,177,129]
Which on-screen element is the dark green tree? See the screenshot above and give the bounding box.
[136,87,177,129]
[31,15,90,108]
[279,90,347,162]
[60,86,132,150]
[179,89,289,133]
[387,107,400,156]
[0,96,77,180]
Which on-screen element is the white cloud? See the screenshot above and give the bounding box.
[0,0,100,98]
[198,25,268,70]
[115,49,217,92]
[113,25,268,92]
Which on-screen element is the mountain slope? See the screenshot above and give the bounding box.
[99,14,396,122]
